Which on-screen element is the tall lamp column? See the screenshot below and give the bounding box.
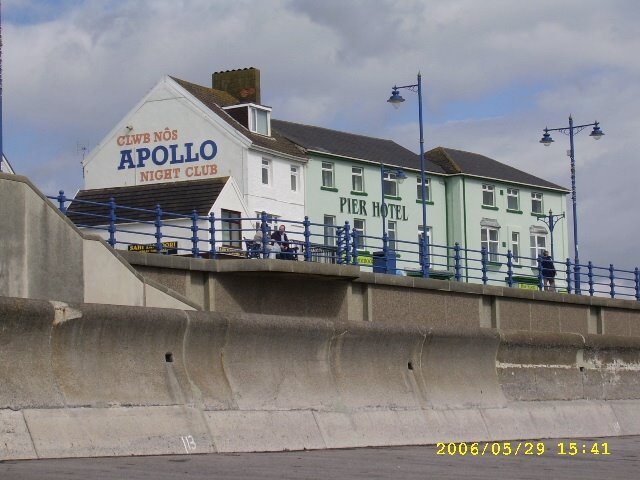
[539,116,604,294]
[388,72,429,277]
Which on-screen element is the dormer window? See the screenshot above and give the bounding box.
[223,103,271,136]
[251,107,270,135]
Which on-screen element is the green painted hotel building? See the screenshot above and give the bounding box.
[274,120,570,284]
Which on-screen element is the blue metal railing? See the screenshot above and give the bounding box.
[50,192,640,301]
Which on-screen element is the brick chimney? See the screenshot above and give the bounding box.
[212,67,261,104]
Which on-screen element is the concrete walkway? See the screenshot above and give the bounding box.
[2,436,638,479]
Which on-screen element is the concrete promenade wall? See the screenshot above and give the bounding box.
[3,172,640,459]
[120,252,640,337]
[2,296,640,459]
[0,173,196,310]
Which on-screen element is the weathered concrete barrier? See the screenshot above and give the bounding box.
[2,296,640,459]
[0,173,196,310]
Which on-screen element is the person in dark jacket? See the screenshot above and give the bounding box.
[540,250,556,292]
[270,224,292,259]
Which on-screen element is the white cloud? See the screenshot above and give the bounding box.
[3,0,640,270]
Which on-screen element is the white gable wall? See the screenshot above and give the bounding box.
[83,78,249,190]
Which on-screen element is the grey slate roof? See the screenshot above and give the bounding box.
[271,119,446,174]
[272,120,567,191]
[171,77,306,160]
[427,147,568,191]
[67,177,229,226]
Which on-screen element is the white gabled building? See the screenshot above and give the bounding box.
[79,68,307,238]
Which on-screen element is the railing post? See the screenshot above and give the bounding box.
[108,197,116,248]
[506,250,514,288]
[565,258,573,294]
[208,212,216,256]
[303,215,311,262]
[588,261,594,296]
[191,209,200,258]
[351,228,359,265]
[154,204,163,254]
[609,264,615,299]
[454,243,462,281]
[343,221,351,265]
[260,211,269,258]
[56,190,67,214]
[481,247,488,285]
[537,255,543,290]
[635,267,640,302]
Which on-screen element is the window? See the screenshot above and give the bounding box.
[221,209,242,248]
[324,215,336,246]
[511,231,520,264]
[383,172,399,197]
[418,226,432,265]
[387,221,397,250]
[481,226,499,262]
[290,165,299,192]
[261,159,270,185]
[322,162,334,188]
[352,167,364,192]
[507,188,519,210]
[530,229,547,266]
[251,107,270,135]
[417,176,431,202]
[531,192,543,214]
[482,184,495,207]
[353,218,366,237]
[353,218,366,248]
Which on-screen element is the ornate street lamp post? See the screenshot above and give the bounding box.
[387,72,429,277]
[539,115,604,294]
[536,209,565,261]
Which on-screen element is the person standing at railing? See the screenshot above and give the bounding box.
[540,250,556,292]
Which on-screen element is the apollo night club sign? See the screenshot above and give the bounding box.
[116,128,218,183]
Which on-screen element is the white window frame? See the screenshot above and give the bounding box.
[383,173,399,197]
[290,165,299,192]
[387,220,397,250]
[221,209,242,248]
[531,192,543,214]
[481,226,499,262]
[418,225,433,266]
[417,177,431,202]
[352,166,364,192]
[322,162,335,188]
[353,218,366,248]
[250,106,271,136]
[530,231,547,266]
[324,214,336,247]
[511,231,520,265]
[482,184,495,207]
[507,188,519,211]
[261,158,271,185]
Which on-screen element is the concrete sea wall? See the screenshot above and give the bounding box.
[2,296,640,459]
[3,171,640,460]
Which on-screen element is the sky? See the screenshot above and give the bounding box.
[2,0,639,271]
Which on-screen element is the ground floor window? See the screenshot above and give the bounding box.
[530,232,547,266]
[324,215,336,246]
[387,220,397,250]
[221,209,242,248]
[481,226,499,262]
[511,231,520,264]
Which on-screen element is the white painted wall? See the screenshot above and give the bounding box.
[83,78,250,190]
